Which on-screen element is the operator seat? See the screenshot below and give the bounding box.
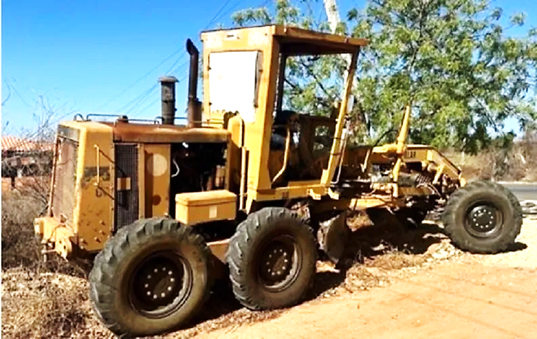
[270,110,296,150]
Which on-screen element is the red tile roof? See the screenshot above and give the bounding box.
[1,136,54,152]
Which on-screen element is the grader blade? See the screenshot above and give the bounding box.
[317,211,351,263]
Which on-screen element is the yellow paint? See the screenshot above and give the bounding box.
[71,121,114,251]
[175,190,237,225]
[143,144,171,218]
[320,52,358,186]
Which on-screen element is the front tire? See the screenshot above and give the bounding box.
[226,207,317,310]
[89,218,212,338]
[442,180,523,254]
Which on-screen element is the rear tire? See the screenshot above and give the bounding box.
[226,207,317,310]
[442,180,523,254]
[89,218,212,338]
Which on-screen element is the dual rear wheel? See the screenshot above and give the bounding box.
[226,207,317,310]
[89,208,317,337]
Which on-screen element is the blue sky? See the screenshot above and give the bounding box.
[1,0,536,136]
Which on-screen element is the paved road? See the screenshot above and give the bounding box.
[502,182,537,201]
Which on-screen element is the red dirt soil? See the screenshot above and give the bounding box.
[200,262,537,339]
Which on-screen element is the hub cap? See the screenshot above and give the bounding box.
[258,235,300,292]
[465,204,502,238]
[129,252,191,318]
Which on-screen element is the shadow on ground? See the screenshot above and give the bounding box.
[181,215,451,334]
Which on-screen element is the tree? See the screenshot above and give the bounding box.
[232,0,537,152]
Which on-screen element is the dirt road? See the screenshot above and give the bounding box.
[200,262,536,339]
[199,218,537,339]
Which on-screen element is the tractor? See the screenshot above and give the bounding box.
[34,25,523,337]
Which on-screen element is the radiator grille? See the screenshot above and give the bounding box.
[52,138,78,223]
[114,144,139,230]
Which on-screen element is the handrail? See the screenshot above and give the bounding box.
[271,127,292,184]
[239,118,247,210]
[86,113,123,120]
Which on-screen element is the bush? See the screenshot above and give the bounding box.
[450,137,537,182]
[1,268,111,339]
[1,176,105,338]
[1,186,46,269]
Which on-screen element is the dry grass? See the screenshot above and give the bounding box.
[445,138,537,181]
[2,184,47,269]
[1,179,105,339]
[1,268,112,339]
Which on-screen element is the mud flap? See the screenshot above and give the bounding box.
[317,211,351,264]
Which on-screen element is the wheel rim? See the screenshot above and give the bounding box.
[257,235,301,292]
[129,251,192,318]
[464,203,503,238]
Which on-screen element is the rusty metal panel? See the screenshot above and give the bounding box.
[57,125,80,142]
[113,122,229,144]
[114,144,139,230]
[52,138,78,223]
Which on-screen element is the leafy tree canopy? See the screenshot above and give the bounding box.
[232,0,537,152]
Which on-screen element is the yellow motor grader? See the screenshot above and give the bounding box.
[34,25,522,337]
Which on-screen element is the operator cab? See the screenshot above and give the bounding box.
[199,25,367,190]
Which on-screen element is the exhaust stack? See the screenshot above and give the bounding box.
[186,39,202,128]
[159,76,178,125]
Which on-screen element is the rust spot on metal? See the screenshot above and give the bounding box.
[82,166,110,188]
[112,122,229,144]
[152,194,162,205]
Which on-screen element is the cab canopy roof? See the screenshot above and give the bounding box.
[201,24,368,55]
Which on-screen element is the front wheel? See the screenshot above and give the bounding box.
[89,218,212,338]
[442,180,523,254]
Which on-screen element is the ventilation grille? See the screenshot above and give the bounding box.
[114,144,139,230]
